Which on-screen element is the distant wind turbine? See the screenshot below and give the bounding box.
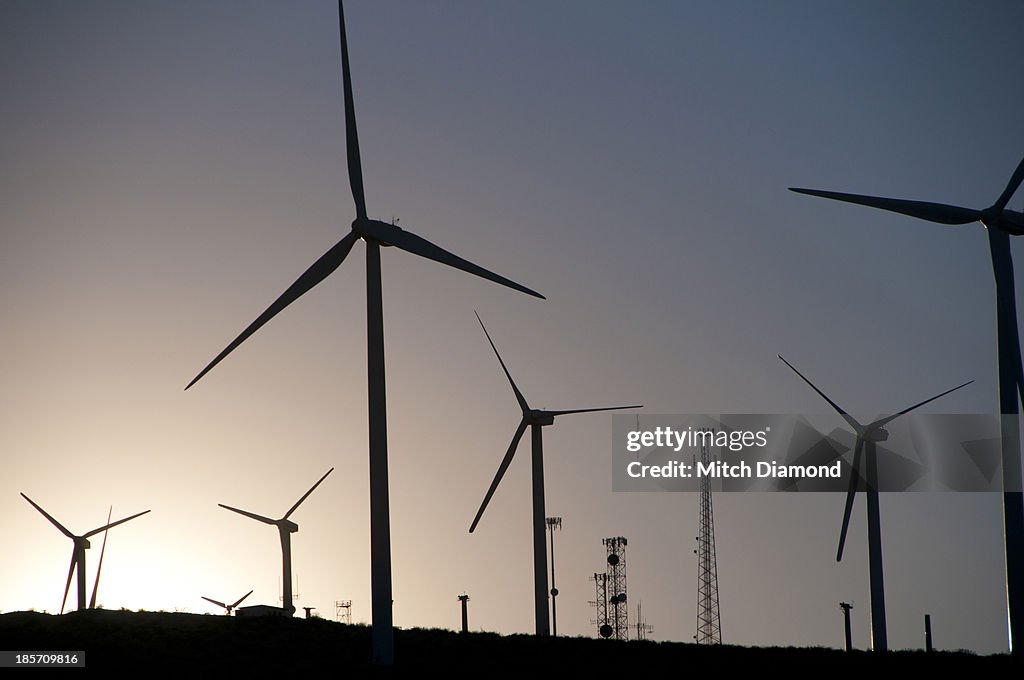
[88,506,112,610]
[218,468,333,615]
[21,494,150,614]
[470,313,641,636]
[790,154,1024,653]
[779,355,971,651]
[202,590,254,616]
[185,1,542,664]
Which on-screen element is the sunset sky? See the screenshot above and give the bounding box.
[3,0,1024,654]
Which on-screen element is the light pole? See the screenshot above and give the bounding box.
[546,517,562,636]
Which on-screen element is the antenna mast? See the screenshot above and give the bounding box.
[695,430,722,644]
[603,536,629,640]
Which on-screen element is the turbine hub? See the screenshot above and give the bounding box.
[980,207,998,229]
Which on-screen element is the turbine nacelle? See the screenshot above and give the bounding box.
[981,208,1024,236]
[861,427,889,443]
[278,519,299,534]
[352,218,401,246]
[528,410,556,426]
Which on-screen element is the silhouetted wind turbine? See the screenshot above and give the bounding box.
[202,590,253,616]
[218,468,333,615]
[21,494,150,614]
[88,506,112,610]
[185,1,542,665]
[470,313,641,636]
[779,355,971,651]
[790,155,1024,653]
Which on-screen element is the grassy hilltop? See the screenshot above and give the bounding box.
[0,610,1014,675]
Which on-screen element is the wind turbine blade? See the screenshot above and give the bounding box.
[993,155,1024,211]
[60,553,76,615]
[202,596,228,609]
[230,590,254,609]
[20,493,74,539]
[83,509,151,539]
[789,188,980,225]
[89,506,112,609]
[338,0,366,220]
[475,312,529,412]
[778,355,860,432]
[185,233,359,390]
[545,405,643,417]
[1018,369,1024,412]
[870,380,974,429]
[837,436,865,562]
[284,468,334,520]
[469,417,529,533]
[219,504,277,525]
[359,220,544,299]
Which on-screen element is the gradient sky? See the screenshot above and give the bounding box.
[2,0,1024,654]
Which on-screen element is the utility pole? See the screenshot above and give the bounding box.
[546,517,562,636]
[840,602,853,651]
[458,594,470,633]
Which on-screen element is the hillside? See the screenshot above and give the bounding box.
[0,610,1013,675]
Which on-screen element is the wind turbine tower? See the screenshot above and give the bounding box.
[218,467,333,615]
[469,313,641,637]
[790,153,1024,653]
[779,355,971,651]
[695,432,722,645]
[185,1,543,664]
[21,494,150,614]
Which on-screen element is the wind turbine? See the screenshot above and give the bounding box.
[779,355,971,651]
[469,313,641,636]
[21,494,150,614]
[185,1,542,664]
[218,468,333,615]
[88,506,112,610]
[790,155,1024,653]
[202,590,254,615]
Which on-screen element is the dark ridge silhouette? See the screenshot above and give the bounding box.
[0,610,1011,674]
[469,313,641,637]
[790,153,1024,653]
[778,355,971,651]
